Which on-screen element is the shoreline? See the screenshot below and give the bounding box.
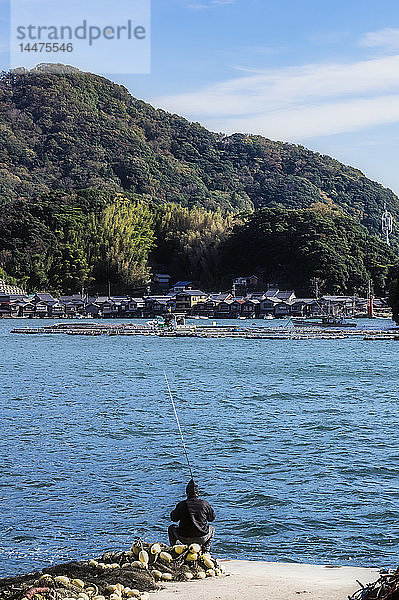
[155,559,380,600]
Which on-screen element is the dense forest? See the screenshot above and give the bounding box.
[0,65,398,296]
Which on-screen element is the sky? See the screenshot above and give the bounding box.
[1,0,399,195]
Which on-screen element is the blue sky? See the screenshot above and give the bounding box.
[1,0,399,195]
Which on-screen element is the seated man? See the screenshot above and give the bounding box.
[168,479,215,552]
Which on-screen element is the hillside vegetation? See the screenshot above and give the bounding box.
[0,66,397,295]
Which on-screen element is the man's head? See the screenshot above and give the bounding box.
[186,478,199,498]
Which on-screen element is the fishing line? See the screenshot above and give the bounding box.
[164,370,194,481]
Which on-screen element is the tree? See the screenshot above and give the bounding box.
[97,195,155,289]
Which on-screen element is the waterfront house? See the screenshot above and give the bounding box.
[34,301,49,318]
[290,299,315,317]
[259,297,281,316]
[215,298,235,318]
[229,298,246,317]
[20,301,35,318]
[85,302,101,317]
[242,298,260,317]
[33,293,58,307]
[60,295,86,317]
[102,298,128,318]
[175,290,208,313]
[145,295,176,315]
[192,293,232,317]
[127,298,145,316]
[320,296,355,316]
[49,302,65,318]
[0,296,20,318]
[274,301,292,317]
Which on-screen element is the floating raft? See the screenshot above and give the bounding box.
[10,322,399,340]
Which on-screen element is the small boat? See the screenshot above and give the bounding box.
[293,316,356,328]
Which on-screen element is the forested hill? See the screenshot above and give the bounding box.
[0,66,398,241]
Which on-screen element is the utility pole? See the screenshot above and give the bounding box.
[367,280,374,318]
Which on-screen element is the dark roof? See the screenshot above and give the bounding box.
[261,297,281,304]
[34,293,58,303]
[292,298,316,304]
[209,293,231,302]
[265,288,279,298]
[275,291,295,300]
[321,296,354,302]
[60,295,84,303]
[177,290,207,296]
[172,281,193,287]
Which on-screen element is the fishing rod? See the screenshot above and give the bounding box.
[163,370,194,481]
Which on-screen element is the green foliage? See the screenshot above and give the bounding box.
[152,203,233,285]
[0,190,108,293]
[219,208,397,296]
[96,195,155,288]
[0,68,398,244]
[0,67,398,295]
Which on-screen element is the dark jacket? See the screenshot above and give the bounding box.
[171,496,215,538]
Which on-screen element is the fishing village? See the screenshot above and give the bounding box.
[3,0,399,598]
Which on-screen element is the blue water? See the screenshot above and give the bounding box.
[1,318,399,576]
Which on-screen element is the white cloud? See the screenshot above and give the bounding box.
[187,0,235,8]
[208,95,399,140]
[359,28,399,52]
[151,53,399,139]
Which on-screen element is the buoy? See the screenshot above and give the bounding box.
[185,552,198,562]
[151,569,162,580]
[183,572,193,580]
[196,571,206,579]
[139,550,149,564]
[150,543,161,555]
[161,573,173,581]
[159,551,173,563]
[54,576,70,587]
[189,543,201,554]
[72,579,85,589]
[173,544,187,555]
[88,559,98,567]
[201,556,214,569]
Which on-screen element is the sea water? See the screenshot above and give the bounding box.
[0,318,398,576]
